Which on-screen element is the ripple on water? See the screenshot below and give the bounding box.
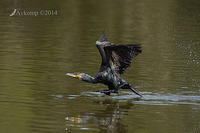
[63,91,200,106]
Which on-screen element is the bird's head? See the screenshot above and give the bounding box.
[66,72,95,83]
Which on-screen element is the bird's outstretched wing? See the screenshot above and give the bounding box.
[104,44,142,74]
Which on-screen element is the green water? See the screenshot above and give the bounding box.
[0,0,200,133]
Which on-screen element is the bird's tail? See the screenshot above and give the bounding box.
[121,83,143,97]
[129,87,143,97]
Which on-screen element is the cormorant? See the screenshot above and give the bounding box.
[66,33,142,97]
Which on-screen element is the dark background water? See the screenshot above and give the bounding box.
[0,0,200,133]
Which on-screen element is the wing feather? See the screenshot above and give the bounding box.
[104,44,142,74]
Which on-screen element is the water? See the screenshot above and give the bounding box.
[0,0,200,133]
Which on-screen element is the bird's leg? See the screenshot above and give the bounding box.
[103,90,111,95]
[112,89,119,94]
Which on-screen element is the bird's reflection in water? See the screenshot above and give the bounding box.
[65,99,135,133]
[94,99,134,133]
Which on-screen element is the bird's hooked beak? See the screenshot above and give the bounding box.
[66,73,82,79]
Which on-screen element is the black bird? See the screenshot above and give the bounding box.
[66,33,142,97]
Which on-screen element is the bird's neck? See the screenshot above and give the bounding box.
[81,74,97,83]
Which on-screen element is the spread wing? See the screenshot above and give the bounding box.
[104,44,142,75]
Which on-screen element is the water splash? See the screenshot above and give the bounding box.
[77,91,200,106]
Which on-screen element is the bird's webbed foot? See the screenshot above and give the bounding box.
[94,90,111,95]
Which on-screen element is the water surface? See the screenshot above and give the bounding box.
[0,0,200,133]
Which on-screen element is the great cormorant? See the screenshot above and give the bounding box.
[66,33,142,97]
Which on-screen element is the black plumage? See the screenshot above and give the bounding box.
[66,33,142,97]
